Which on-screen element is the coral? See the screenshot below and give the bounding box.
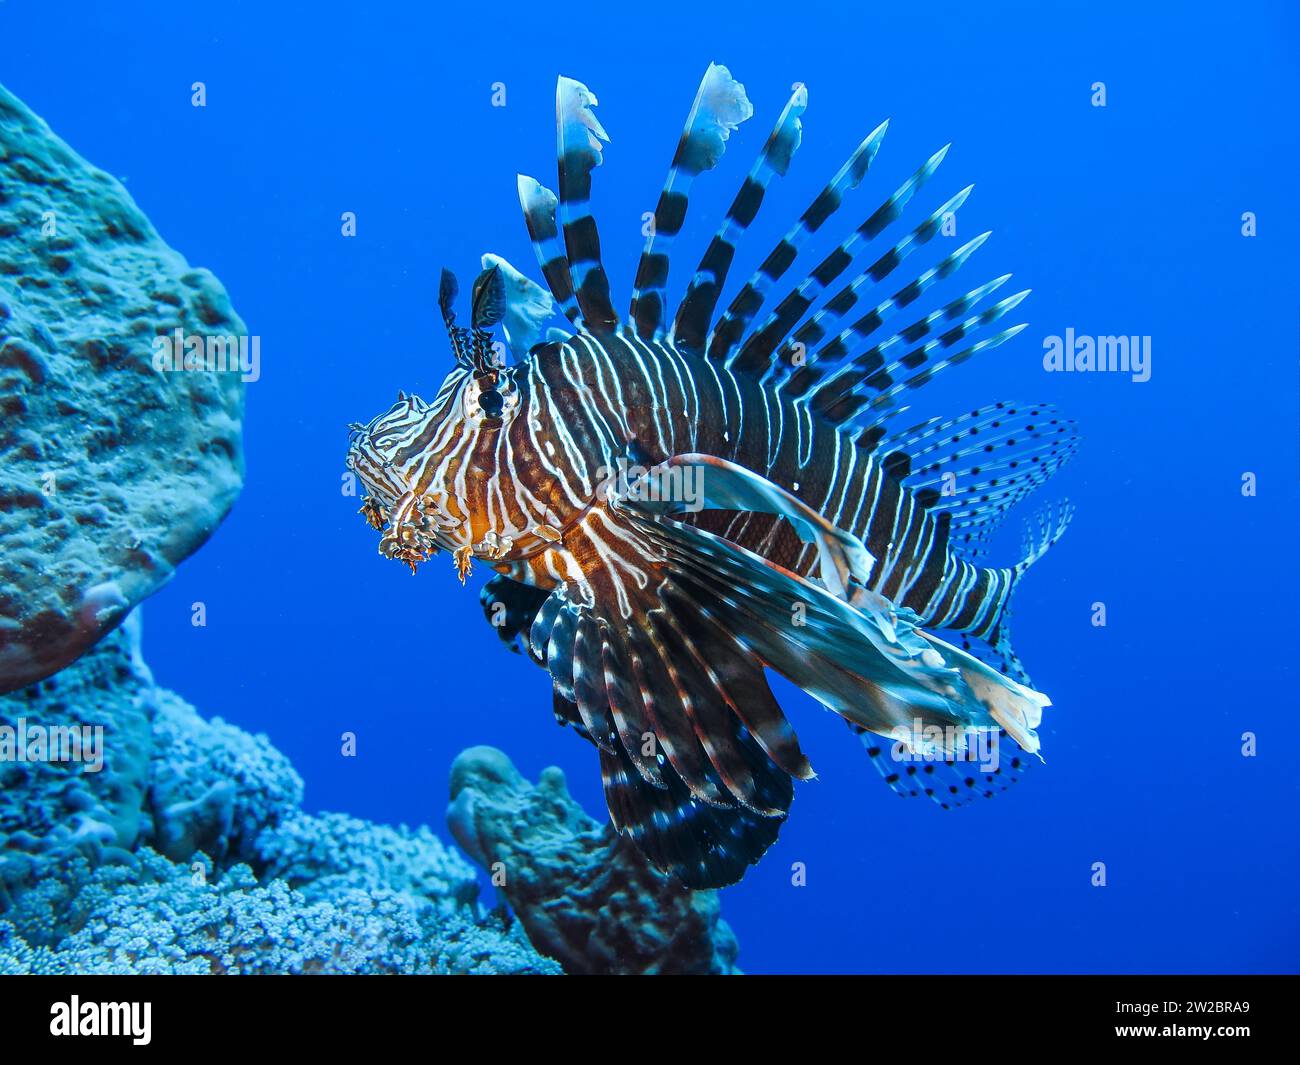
[0,613,154,906]
[447,746,741,975]
[0,84,580,976]
[146,689,302,867]
[0,849,558,975]
[255,811,479,912]
[0,619,560,974]
[0,82,245,694]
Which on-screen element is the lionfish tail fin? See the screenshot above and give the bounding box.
[985,499,1074,684]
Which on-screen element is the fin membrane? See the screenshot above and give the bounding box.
[856,722,1032,808]
[880,404,1080,559]
[479,575,551,655]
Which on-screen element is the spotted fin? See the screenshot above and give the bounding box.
[856,721,1032,808]
[877,402,1080,560]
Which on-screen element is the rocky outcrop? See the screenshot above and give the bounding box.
[447,746,741,974]
[0,83,245,693]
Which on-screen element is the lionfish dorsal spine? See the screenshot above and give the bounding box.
[705,118,889,364]
[628,62,754,341]
[776,233,996,399]
[728,140,954,379]
[555,76,618,333]
[669,82,808,354]
[517,174,581,324]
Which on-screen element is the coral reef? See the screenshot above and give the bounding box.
[0,850,552,975]
[447,746,741,974]
[255,811,479,913]
[148,686,302,867]
[0,613,154,904]
[0,82,245,694]
[0,616,560,975]
[0,82,739,978]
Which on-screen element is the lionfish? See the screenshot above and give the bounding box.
[346,66,1078,889]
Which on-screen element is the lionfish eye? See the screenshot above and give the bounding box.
[479,389,504,417]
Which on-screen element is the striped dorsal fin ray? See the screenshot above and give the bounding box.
[517,175,581,324]
[819,321,1030,429]
[556,76,618,334]
[778,235,995,399]
[670,84,807,354]
[628,63,754,340]
[706,119,889,364]
[805,283,1028,417]
[728,142,951,377]
[760,182,974,387]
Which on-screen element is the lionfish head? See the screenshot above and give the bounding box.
[344,265,530,578]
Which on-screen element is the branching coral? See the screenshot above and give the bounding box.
[0,849,557,975]
[0,621,559,975]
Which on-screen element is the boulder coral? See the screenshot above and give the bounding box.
[447,746,741,974]
[0,82,245,694]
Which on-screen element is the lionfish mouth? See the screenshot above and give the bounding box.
[361,490,462,575]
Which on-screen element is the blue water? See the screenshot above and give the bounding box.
[5,0,1297,973]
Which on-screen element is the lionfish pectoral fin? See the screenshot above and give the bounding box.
[479,574,551,655]
[624,453,874,600]
[520,514,812,887]
[598,734,790,890]
[546,685,789,890]
[615,494,1051,760]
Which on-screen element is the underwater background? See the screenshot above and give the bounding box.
[3,0,1296,973]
